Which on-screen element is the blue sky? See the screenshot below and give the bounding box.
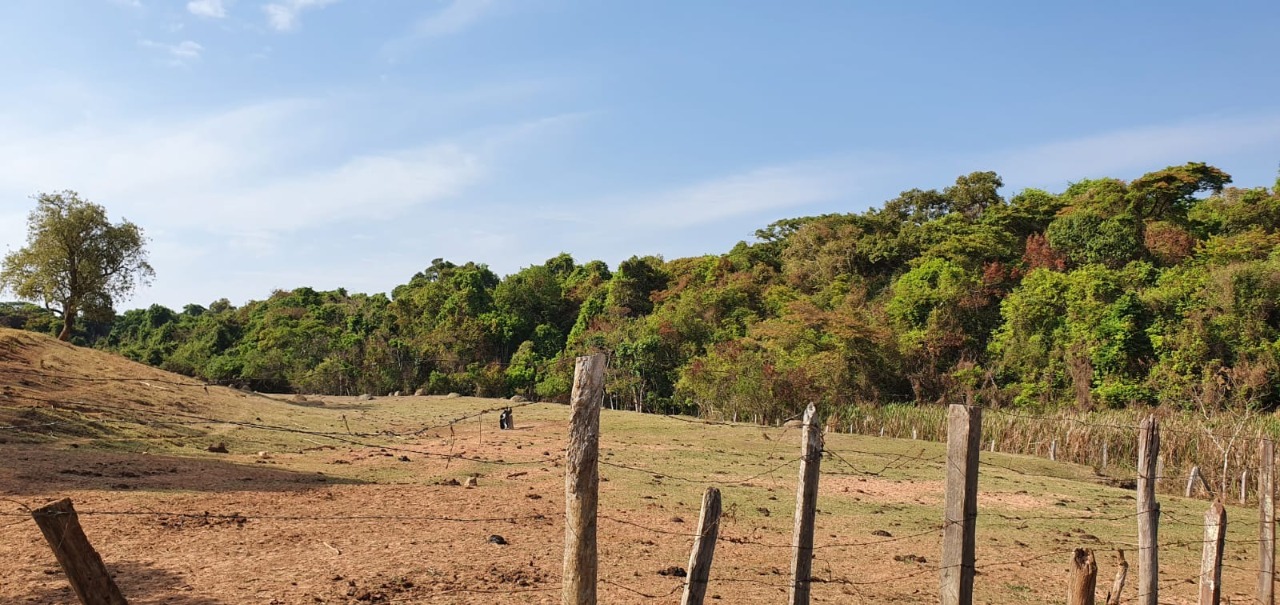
[1,1,1278,309]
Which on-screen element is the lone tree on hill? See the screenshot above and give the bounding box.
[1,191,153,341]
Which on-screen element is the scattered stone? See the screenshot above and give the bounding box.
[658,566,687,577]
[488,534,508,545]
[510,395,527,403]
[446,392,461,399]
[256,451,272,459]
[438,478,461,486]
[669,516,684,523]
[397,456,410,462]
[871,529,892,537]
[291,394,308,403]
[357,394,373,401]
[413,388,425,396]
[756,507,770,517]
[393,391,401,397]
[464,476,478,488]
[207,442,228,453]
[894,554,927,564]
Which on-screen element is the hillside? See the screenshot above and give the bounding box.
[0,333,1270,603]
[0,327,340,447]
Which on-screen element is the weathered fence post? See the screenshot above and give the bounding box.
[1102,442,1108,470]
[788,403,822,605]
[1200,500,1226,605]
[941,403,981,605]
[1242,469,1250,505]
[1261,438,1276,605]
[1187,466,1202,498]
[1105,550,1128,605]
[681,487,722,605]
[1069,548,1097,605]
[1050,439,1058,461]
[563,354,606,605]
[1137,415,1160,605]
[30,498,129,605]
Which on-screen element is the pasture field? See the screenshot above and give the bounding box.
[0,328,1266,604]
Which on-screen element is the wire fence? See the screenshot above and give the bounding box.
[1,376,1278,603]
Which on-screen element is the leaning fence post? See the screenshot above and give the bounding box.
[941,403,981,605]
[1105,550,1128,605]
[1137,415,1160,605]
[788,403,822,605]
[681,487,722,605]
[1261,438,1276,605]
[1200,500,1226,605]
[563,354,606,605]
[1069,548,1097,605]
[30,498,129,605]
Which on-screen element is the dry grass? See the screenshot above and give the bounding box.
[0,328,1273,604]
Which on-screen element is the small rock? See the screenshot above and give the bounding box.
[357,393,373,401]
[871,529,892,537]
[256,451,271,459]
[413,388,425,396]
[464,476,478,488]
[397,456,410,462]
[393,391,401,397]
[510,395,527,403]
[657,566,687,577]
[207,442,228,453]
[446,392,461,399]
[488,534,508,545]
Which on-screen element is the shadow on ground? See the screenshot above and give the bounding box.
[18,560,227,605]
[0,443,362,496]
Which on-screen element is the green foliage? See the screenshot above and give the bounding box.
[37,162,1279,420]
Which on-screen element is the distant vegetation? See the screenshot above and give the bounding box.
[5,163,1279,420]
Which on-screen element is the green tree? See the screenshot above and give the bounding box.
[1,191,153,341]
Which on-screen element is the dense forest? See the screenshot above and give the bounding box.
[5,162,1279,420]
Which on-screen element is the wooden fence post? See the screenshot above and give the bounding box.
[30,498,129,605]
[1137,415,1160,605]
[1102,442,1108,470]
[788,403,822,605]
[1069,548,1097,605]
[1187,466,1202,498]
[941,403,982,605]
[1050,439,1058,462]
[1200,500,1226,605]
[681,487,722,605]
[563,354,606,605]
[1105,550,1128,605]
[1261,438,1276,605]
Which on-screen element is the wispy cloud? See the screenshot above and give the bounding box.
[602,158,892,230]
[987,113,1280,188]
[187,0,228,19]
[139,39,204,66]
[264,0,341,32]
[382,0,503,59]
[108,0,142,8]
[413,0,499,38]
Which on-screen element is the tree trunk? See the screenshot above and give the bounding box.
[58,304,76,341]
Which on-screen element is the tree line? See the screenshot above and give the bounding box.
[4,163,1279,421]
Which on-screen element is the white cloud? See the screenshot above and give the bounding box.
[382,0,503,59]
[988,113,1280,188]
[139,39,204,66]
[413,0,498,38]
[264,0,342,32]
[187,0,228,19]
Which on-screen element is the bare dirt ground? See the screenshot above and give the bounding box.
[0,328,1264,604]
